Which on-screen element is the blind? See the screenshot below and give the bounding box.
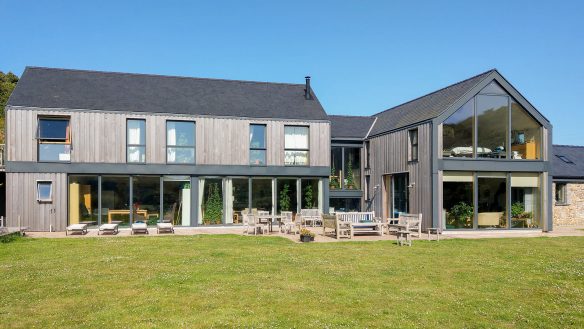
[443,172,473,182]
[284,126,309,149]
[511,173,539,187]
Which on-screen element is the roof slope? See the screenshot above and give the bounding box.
[552,145,584,179]
[368,69,495,136]
[7,67,328,121]
[329,115,376,139]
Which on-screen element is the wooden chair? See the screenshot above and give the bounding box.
[280,211,296,234]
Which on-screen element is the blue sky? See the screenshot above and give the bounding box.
[1,0,583,144]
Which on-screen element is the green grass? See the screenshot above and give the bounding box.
[1,236,583,328]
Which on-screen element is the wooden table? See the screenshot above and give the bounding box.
[257,215,283,232]
[108,209,148,223]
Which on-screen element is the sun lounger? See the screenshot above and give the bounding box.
[131,222,148,235]
[156,222,174,234]
[66,223,88,236]
[98,223,119,235]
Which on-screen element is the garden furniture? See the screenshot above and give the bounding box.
[98,223,119,235]
[66,223,88,236]
[131,222,148,235]
[156,222,174,234]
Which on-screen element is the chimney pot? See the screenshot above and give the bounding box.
[305,76,311,100]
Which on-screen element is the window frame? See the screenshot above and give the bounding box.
[165,120,196,164]
[249,124,267,166]
[555,183,568,205]
[408,128,419,162]
[284,125,310,166]
[36,180,53,202]
[126,119,147,163]
[37,116,71,163]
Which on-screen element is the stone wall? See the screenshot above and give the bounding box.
[553,182,584,226]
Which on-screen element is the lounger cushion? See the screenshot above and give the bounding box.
[132,223,148,230]
[100,224,118,230]
[67,224,88,230]
[157,223,173,229]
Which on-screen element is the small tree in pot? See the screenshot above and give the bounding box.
[279,183,291,212]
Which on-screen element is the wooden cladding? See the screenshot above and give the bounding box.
[6,109,330,167]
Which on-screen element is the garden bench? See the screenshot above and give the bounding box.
[336,212,383,236]
[388,213,422,238]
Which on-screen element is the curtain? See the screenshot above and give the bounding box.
[198,178,205,224]
[285,126,308,149]
[225,179,233,224]
[128,121,143,162]
[167,122,177,162]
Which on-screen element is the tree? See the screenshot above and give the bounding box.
[204,183,223,224]
[0,71,19,143]
[345,159,355,189]
[279,183,291,212]
[304,184,314,209]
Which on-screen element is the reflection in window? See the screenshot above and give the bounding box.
[344,148,361,189]
[101,176,130,226]
[252,179,273,213]
[442,100,474,158]
[330,147,342,189]
[132,176,160,225]
[163,177,191,226]
[555,183,567,205]
[511,173,540,228]
[477,175,507,228]
[167,121,195,164]
[277,178,297,214]
[38,117,71,162]
[408,129,418,161]
[511,101,541,160]
[127,119,146,163]
[228,178,249,224]
[301,179,319,209]
[392,174,409,218]
[250,124,266,165]
[284,126,309,165]
[330,198,361,212]
[443,172,473,229]
[69,176,99,226]
[477,95,508,158]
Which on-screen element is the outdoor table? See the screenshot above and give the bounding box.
[256,215,283,232]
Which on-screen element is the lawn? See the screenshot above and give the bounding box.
[0,235,583,328]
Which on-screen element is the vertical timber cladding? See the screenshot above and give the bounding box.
[5,108,331,167]
[368,122,433,229]
[6,172,68,231]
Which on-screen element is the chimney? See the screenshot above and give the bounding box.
[305,76,311,100]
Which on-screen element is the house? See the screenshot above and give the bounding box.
[3,67,555,233]
[4,67,330,231]
[552,145,584,226]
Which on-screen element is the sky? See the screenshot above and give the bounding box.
[1,0,583,144]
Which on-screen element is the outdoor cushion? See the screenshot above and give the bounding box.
[100,224,118,230]
[132,223,147,229]
[67,224,88,230]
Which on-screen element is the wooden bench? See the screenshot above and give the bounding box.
[336,212,383,236]
[388,213,422,238]
[322,214,353,239]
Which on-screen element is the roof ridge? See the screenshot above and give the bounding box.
[24,66,305,87]
[328,114,375,118]
[554,144,584,148]
[372,69,496,117]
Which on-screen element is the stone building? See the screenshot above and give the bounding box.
[552,145,584,226]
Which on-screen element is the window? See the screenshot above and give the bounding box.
[344,148,361,189]
[555,183,568,205]
[167,121,195,164]
[556,155,574,164]
[408,129,418,161]
[443,172,474,229]
[442,100,474,158]
[37,181,53,202]
[127,119,146,163]
[330,147,342,189]
[249,124,266,165]
[477,95,508,158]
[284,126,309,166]
[365,141,371,168]
[37,117,71,162]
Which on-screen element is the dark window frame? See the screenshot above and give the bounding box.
[284,125,310,166]
[408,128,419,162]
[36,180,53,202]
[126,119,146,164]
[249,124,267,166]
[37,116,71,163]
[165,120,196,164]
[555,183,568,205]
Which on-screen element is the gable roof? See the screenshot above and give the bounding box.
[7,67,328,121]
[552,145,584,180]
[329,115,376,139]
[368,69,495,136]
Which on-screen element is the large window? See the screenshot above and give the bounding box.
[443,172,473,229]
[344,148,361,189]
[37,117,71,162]
[167,121,195,164]
[252,178,273,213]
[477,175,507,229]
[301,179,320,209]
[127,119,146,163]
[101,176,130,226]
[392,173,409,218]
[330,198,361,213]
[132,176,160,225]
[250,124,267,165]
[330,147,342,189]
[277,178,298,214]
[511,173,540,228]
[200,178,223,225]
[408,129,418,161]
[163,176,191,226]
[442,81,542,160]
[284,126,309,166]
[69,176,99,225]
[228,178,249,224]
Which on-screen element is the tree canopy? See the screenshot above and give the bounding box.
[0,71,19,143]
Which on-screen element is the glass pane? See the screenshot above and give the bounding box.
[511,174,540,228]
[163,177,191,226]
[443,173,473,229]
[479,81,507,95]
[392,174,409,218]
[511,101,541,160]
[478,176,507,229]
[201,178,223,225]
[39,119,69,139]
[251,179,272,213]
[37,182,52,200]
[249,149,266,166]
[344,148,361,189]
[39,144,71,162]
[127,120,145,145]
[277,179,297,214]
[101,176,130,226]
[250,124,266,149]
[284,126,309,149]
[231,178,249,224]
[68,176,99,226]
[330,147,342,189]
[127,146,146,163]
[329,198,361,212]
[443,100,474,158]
[167,121,195,147]
[167,147,195,164]
[477,95,508,158]
[301,179,319,209]
[132,176,160,225]
[285,150,309,166]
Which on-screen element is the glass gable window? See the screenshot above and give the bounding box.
[127,119,146,163]
[442,80,542,160]
[37,117,71,162]
[284,126,309,166]
[167,121,195,164]
[250,124,267,165]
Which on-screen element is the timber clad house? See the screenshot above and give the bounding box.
[1,66,565,232]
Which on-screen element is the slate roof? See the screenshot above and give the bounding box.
[7,67,328,121]
[329,115,376,139]
[552,145,584,180]
[368,69,495,136]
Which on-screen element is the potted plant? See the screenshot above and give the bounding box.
[279,183,291,212]
[329,166,339,189]
[300,228,315,242]
[304,185,315,208]
[449,201,473,228]
[345,160,355,189]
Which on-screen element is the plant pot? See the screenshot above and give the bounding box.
[300,235,314,243]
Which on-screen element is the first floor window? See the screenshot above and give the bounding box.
[249,124,267,165]
[37,181,53,202]
[167,121,195,164]
[127,119,146,163]
[37,117,71,162]
[284,126,309,165]
[555,183,568,205]
[408,128,418,161]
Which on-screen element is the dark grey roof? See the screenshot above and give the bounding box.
[552,145,584,180]
[368,69,495,136]
[7,67,328,121]
[329,115,375,139]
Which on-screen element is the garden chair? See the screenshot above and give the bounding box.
[280,211,295,234]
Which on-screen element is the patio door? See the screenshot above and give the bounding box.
[382,173,409,219]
